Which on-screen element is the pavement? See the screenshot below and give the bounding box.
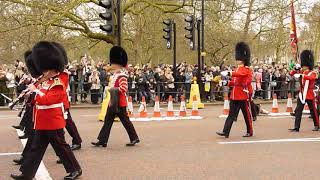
[1,103,320,180]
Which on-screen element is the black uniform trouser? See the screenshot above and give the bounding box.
[19,105,33,136]
[21,125,35,158]
[235,100,257,120]
[97,107,138,143]
[20,129,81,177]
[65,109,82,145]
[294,98,319,129]
[223,100,253,136]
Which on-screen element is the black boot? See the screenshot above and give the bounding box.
[126,139,140,146]
[91,141,107,147]
[64,169,82,180]
[312,126,319,131]
[10,173,32,180]
[289,128,299,132]
[216,132,229,138]
[242,133,253,137]
[18,134,28,139]
[70,144,81,151]
[56,158,63,164]
[12,125,23,130]
[13,157,24,165]
[253,116,257,121]
[290,112,295,116]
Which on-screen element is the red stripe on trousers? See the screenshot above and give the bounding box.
[245,101,253,135]
[312,100,319,126]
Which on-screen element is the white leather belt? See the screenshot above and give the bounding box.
[36,103,64,110]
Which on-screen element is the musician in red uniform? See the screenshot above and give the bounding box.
[52,42,82,151]
[289,50,319,132]
[92,46,139,147]
[216,42,253,138]
[11,41,82,180]
[12,50,42,166]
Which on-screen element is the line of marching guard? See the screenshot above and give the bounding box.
[7,40,319,179]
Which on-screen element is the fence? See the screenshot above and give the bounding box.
[0,80,306,106]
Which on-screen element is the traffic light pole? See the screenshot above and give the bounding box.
[116,0,121,46]
[201,0,205,70]
[197,20,201,87]
[173,22,177,79]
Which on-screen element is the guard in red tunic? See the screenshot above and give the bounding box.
[12,50,42,166]
[11,41,82,180]
[289,50,319,132]
[216,42,253,138]
[52,42,82,151]
[92,46,139,147]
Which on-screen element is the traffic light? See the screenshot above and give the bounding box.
[99,0,114,35]
[163,19,173,49]
[185,15,195,50]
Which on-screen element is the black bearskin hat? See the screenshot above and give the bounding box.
[300,50,314,69]
[32,41,65,73]
[24,50,42,78]
[51,42,68,65]
[235,42,251,66]
[109,46,128,67]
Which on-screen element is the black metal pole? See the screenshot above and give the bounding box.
[117,0,121,46]
[173,22,177,79]
[197,20,201,86]
[201,0,205,70]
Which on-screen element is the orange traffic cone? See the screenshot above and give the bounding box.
[223,93,230,115]
[304,104,309,111]
[271,93,279,113]
[179,95,187,117]
[191,95,199,116]
[153,96,161,117]
[127,96,134,117]
[138,96,148,118]
[167,95,174,117]
[286,93,293,112]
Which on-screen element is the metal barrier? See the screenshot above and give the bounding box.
[0,80,309,105]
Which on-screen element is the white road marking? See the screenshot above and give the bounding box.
[16,129,53,180]
[0,152,21,156]
[219,137,320,145]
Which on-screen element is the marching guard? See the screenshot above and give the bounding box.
[92,46,140,147]
[216,42,253,138]
[12,50,42,166]
[11,41,82,180]
[52,42,82,151]
[289,50,319,132]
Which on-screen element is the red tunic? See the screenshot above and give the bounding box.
[110,70,128,107]
[301,70,317,100]
[228,65,252,100]
[59,70,70,109]
[33,74,66,130]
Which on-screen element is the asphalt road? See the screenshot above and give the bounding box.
[1,103,320,180]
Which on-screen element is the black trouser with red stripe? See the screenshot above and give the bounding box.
[20,129,81,177]
[97,107,138,144]
[65,109,82,145]
[294,98,319,129]
[223,100,253,136]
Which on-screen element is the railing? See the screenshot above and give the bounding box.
[0,80,313,105]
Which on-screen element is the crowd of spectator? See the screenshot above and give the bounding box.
[1,55,320,106]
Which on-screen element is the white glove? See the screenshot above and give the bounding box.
[220,71,229,77]
[219,80,228,87]
[293,73,301,79]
